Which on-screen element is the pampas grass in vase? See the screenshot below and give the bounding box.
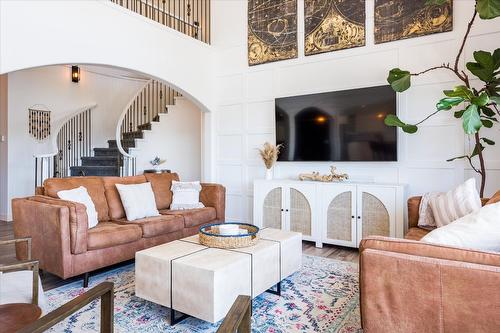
[258,142,282,180]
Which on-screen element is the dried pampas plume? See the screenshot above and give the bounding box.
[258,142,283,169]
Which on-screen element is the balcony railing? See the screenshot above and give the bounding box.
[111,0,210,44]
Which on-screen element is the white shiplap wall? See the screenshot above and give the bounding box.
[211,0,500,222]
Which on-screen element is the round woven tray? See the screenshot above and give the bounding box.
[199,223,259,249]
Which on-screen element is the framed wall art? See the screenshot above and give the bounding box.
[248,0,298,66]
[374,0,453,44]
[305,0,366,56]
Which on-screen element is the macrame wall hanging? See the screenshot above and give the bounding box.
[28,105,51,142]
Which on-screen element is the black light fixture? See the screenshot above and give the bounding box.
[71,65,80,83]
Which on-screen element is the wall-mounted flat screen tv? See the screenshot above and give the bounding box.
[276,85,397,162]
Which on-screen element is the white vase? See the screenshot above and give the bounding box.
[265,167,273,180]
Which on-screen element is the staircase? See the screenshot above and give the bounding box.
[69,126,148,177]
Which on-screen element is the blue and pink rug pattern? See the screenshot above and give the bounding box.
[45,255,361,332]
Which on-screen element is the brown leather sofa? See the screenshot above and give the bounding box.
[359,192,500,332]
[12,173,225,286]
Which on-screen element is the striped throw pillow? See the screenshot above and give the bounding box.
[429,178,481,227]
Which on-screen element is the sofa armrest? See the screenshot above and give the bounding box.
[359,237,500,332]
[360,236,500,267]
[28,196,89,254]
[12,198,74,279]
[200,183,226,222]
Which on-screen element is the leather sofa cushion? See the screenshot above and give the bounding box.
[144,172,180,210]
[486,190,500,205]
[43,177,109,222]
[102,175,147,220]
[87,222,142,250]
[405,227,432,241]
[161,207,217,228]
[115,214,184,238]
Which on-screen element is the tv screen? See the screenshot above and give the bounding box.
[276,85,397,162]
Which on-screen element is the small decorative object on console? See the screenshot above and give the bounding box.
[199,223,259,249]
[149,156,166,171]
[299,165,349,182]
[258,142,283,180]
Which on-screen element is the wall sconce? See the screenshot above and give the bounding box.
[71,65,80,83]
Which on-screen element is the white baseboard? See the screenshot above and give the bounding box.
[0,214,12,222]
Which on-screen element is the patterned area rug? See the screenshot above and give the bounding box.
[45,255,361,332]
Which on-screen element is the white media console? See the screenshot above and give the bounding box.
[253,179,406,248]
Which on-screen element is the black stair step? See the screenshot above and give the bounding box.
[122,131,144,140]
[81,156,120,167]
[70,166,120,177]
[137,123,152,131]
[108,139,135,149]
[94,148,120,157]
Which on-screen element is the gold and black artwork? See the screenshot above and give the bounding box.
[305,0,365,56]
[374,0,453,44]
[28,107,51,141]
[248,0,298,66]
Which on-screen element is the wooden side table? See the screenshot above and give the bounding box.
[144,169,171,174]
[0,303,42,332]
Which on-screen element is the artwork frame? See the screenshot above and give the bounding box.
[374,0,453,44]
[248,0,298,66]
[304,0,366,56]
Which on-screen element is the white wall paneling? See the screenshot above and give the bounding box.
[212,0,500,224]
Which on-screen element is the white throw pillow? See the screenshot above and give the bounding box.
[57,186,99,229]
[421,202,500,252]
[115,182,160,221]
[429,178,481,227]
[418,192,442,229]
[170,181,205,210]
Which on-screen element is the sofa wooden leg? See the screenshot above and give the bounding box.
[83,272,89,288]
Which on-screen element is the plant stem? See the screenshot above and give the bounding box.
[455,10,477,79]
[474,132,486,197]
[411,65,455,76]
[415,110,441,125]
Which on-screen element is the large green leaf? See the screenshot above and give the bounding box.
[436,97,464,110]
[476,0,500,19]
[387,68,411,92]
[482,119,494,128]
[493,48,500,70]
[454,110,466,118]
[466,51,495,82]
[471,92,490,106]
[482,137,496,145]
[481,106,496,116]
[384,115,418,133]
[462,104,482,134]
[471,143,485,158]
[444,86,474,100]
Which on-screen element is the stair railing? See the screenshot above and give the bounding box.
[116,79,181,176]
[33,104,97,187]
[110,0,210,44]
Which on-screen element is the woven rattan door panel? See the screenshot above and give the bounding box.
[319,184,357,247]
[327,192,352,242]
[289,188,312,236]
[263,187,283,229]
[357,186,396,240]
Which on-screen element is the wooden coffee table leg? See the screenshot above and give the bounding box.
[170,308,190,325]
[265,281,281,296]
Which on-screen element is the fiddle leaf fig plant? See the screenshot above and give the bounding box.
[384,0,500,197]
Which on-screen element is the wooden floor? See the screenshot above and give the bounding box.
[1,220,359,291]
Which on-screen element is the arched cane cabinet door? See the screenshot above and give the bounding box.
[320,184,357,247]
[289,188,312,236]
[262,187,283,229]
[357,186,396,240]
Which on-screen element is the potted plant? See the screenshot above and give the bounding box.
[258,142,283,180]
[384,0,500,197]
